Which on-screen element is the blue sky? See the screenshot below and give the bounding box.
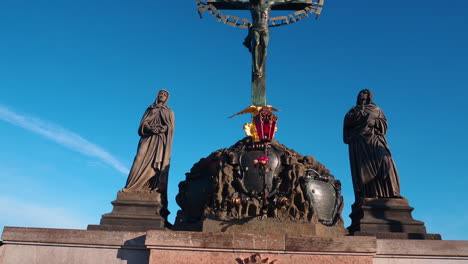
[1,0,467,240]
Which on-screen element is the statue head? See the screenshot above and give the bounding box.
[228,152,239,165]
[156,89,170,105]
[356,89,373,105]
[303,156,316,165]
[209,150,223,160]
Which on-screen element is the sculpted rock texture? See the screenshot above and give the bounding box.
[123,89,174,218]
[174,137,344,233]
[343,89,401,199]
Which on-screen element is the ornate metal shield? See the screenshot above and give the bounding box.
[239,149,280,193]
[301,169,341,225]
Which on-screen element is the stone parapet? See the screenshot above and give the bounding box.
[146,230,376,253]
[2,226,146,247]
[145,230,376,264]
[1,227,468,264]
[375,239,468,263]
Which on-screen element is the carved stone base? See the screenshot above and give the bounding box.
[88,191,166,232]
[174,137,346,236]
[176,217,347,237]
[348,198,441,239]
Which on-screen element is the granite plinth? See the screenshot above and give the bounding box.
[348,198,441,239]
[146,230,375,264]
[200,217,348,237]
[88,191,165,232]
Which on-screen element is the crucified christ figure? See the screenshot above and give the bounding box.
[226,0,294,79]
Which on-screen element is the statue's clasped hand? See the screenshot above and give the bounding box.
[152,125,167,134]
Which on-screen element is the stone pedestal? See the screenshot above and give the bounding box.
[200,218,348,237]
[348,198,441,239]
[88,191,165,232]
[145,230,376,264]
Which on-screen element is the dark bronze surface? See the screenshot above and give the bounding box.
[123,90,174,194]
[344,90,440,239]
[239,149,280,192]
[174,138,345,234]
[208,0,312,10]
[343,89,401,199]
[91,90,175,230]
[301,169,343,226]
[196,0,323,106]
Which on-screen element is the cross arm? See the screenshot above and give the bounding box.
[222,0,249,8]
[270,0,295,7]
[208,0,248,9]
[207,0,312,10]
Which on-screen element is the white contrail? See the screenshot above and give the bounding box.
[0,105,129,175]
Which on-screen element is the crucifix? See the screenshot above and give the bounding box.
[197,0,323,107]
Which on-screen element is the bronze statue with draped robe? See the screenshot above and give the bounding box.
[343,89,401,200]
[123,89,174,194]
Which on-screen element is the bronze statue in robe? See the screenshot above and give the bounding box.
[343,89,401,199]
[123,89,174,193]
